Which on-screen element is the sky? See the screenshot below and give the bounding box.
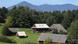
[0,0,78,8]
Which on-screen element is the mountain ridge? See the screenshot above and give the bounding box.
[8,1,78,12]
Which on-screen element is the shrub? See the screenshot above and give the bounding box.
[68,20,78,44]
[2,26,15,36]
[0,35,16,43]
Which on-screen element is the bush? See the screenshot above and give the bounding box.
[2,26,15,36]
[68,20,78,44]
[0,35,16,43]
[2,27,8,35]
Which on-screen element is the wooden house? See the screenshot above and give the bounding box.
[31,24,50,32]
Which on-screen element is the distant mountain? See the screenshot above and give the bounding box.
[8,1,78,12]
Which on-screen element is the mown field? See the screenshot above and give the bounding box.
[0,24,40,44]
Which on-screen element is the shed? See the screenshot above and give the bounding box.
[50,24,67,33]
[38,33,67,44]
[31,24,50,32]
[16,31,27,38]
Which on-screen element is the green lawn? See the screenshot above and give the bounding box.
[0,25,40,44]
[0,26,4,35]
[9,28,40,44]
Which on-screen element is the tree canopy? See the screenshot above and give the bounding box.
[68,20,78,44]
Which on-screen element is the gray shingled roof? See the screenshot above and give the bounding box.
[8,28,19,33]
[50,34,67,43]
[38,33,67,43]
[50,24,67,33]
[38,33,50,41]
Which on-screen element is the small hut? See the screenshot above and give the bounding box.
[38,33,67,44]
[50,24,67,34]
[16,31,27,38]
[31,24,50,32]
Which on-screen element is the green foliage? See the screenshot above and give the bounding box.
[7,7,33,28]
[0,7,8,23]
[1,6,78,29]
[0,35,16,43]
[6,6,64,28]
[5,16,13,27]
[68,20,78,44]
[62,11,75,29]
[2,26,12,35]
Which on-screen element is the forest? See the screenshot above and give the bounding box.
[0,6,78,44]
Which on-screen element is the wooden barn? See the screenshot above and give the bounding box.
[31,24,50,32]
[38,33,67,44]
[50,24,67,34]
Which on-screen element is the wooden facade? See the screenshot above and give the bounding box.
[32,24,50,33]
[32,28,49,32]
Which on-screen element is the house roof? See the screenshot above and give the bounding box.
[38,33,49,41]
[50,34,67,43]
[32,24,49,28]
[8,28,19,33]
[50,24,67,32]
[17,31,26,36]
[38,33,67,43]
